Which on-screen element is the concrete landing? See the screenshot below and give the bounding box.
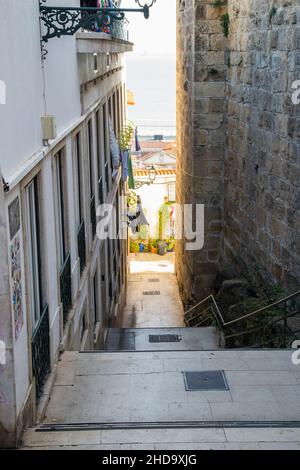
[105,327,220,351]
[21,349,300,449]
[123,273,184,328]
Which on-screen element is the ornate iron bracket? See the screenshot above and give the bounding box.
[39,1,156,42]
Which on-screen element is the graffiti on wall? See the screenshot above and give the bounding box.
[8,197,23,340]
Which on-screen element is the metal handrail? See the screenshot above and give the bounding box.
[184,290,300,329]
[223,290,300,327]
[184,290,300,348]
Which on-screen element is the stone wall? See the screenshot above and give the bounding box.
[224,0,300,294]
[176,0,300,305]
[176,0,227,302]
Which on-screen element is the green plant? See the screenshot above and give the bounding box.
[127,190,137,208]
[209,68,219,75]
[130,240,139,253]
[149,239,158,249]
[212,0,227,7]
[269,6,277,23]
[166,238,175,252]
[220,13,230,37]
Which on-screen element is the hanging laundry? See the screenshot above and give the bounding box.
[109,117,120,178]
[127,195,149,235]
[135,127,141,152]
[121,149,129,182]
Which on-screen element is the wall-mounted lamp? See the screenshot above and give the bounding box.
[135,165,157,189]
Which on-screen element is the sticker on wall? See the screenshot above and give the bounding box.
[9,233,23,340]
[8,196,20,241]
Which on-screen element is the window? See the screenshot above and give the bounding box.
[88,119,96,238]
[88,119,95,199]
[103,102,110,193]
[55,148,69,266]
[26,175,44,332]
[117,88,121,134]
[75,132,84,224]
[74,132,86,274]
[112,92,117,136]
[96,110,104,205]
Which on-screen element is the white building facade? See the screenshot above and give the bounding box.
[0,0,132,447]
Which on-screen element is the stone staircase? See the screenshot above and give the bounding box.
[104,327,220,351]
[21,348,300,450]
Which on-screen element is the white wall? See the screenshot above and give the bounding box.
[0,0,81,181]
[0,0,44,179]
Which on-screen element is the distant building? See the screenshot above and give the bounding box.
[132,148,176,241]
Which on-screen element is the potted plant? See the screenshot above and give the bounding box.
[149,239,158,254]
[130,240,139,253]
[166,237,175,252]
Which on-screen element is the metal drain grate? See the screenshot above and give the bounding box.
[183,370,229,391]
[143,291,161,295]
[148,278,160,283]
[149,334,182,343]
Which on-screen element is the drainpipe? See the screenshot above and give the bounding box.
[0,166,17,448]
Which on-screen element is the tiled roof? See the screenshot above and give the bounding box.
[133,169,176,177]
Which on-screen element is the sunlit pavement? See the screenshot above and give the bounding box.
[123,253,183,328]
[129,252,175,274]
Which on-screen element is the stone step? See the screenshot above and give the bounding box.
[103,327,220,351]
[21,426,300,450]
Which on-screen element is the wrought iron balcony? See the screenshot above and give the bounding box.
[60,253,72,325]
[31,305,50,398]
[77,220,86,275]
[98,175,104,205]
[39,1,156,43]
[90,194,97,239]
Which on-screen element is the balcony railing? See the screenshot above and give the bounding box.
[77,220,86,274]
[40,1,129,42]
[60,253,72,325]
[98,176,104,205]
[31,305,50,398]
[91,194,97,239]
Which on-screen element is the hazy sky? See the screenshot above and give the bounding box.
[122,0,176,55]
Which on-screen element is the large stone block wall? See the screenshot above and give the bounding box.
[176,0,300,305]
[224,0,300,293]
[176,0,227,302]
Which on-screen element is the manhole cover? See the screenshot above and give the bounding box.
[143,291,161,295]
[183,371,229,391]
[149,334,182,343]
[148,278,160,283]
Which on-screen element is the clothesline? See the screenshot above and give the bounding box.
[176,165,221,179]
